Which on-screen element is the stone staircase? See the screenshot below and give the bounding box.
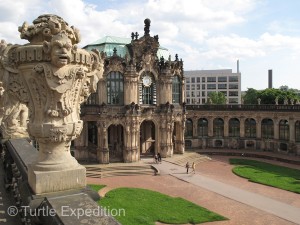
[85,164,155,178]
[163,152,211,166]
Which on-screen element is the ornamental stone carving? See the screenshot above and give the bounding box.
[0,14,104,194]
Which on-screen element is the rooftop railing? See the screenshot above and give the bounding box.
[186,104,300,111]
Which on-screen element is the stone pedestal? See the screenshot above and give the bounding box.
[28,165,86,194]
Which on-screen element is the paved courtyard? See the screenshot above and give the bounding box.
[88,152,300,225]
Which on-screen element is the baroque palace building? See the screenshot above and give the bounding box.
[74,19,300,164]
[185,104,300,156]
[74,19,186,163]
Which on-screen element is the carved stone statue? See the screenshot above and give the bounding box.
[275,97,278,105]
[257,98,261,105]
[0,14,104,194]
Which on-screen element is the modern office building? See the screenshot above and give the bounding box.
[184,68,241,105]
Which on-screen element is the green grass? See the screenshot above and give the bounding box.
[229,158,300,193]
[95,187,226,225]
[88,184,106,192]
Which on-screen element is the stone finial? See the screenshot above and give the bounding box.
[18,14,80,44]
[175,54,179,61]
[144,18,151,35]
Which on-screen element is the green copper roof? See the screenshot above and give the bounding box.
[84,36,170,59]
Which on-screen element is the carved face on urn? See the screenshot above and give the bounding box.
[43,31,74,68]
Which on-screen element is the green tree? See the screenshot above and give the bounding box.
[243,88,258,104]
[258,88,300,104]
[208,92,226,104]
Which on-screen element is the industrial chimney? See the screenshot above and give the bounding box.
[268,69,273,88]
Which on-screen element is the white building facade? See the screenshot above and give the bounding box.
[184,69,241,105]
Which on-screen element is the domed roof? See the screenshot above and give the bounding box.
[84,35,170,59]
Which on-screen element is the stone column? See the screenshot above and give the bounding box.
[124,66,138,105]
[123,118,139,162]
[97,121,109,164]
[289,118,295,142]
[240,117,245,138]
[256,118,262,139]
[274,119,279,140]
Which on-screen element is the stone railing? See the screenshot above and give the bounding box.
[186,104,300,111]
[1,139,120,225]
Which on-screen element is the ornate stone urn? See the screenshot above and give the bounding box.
[0,15,104,194]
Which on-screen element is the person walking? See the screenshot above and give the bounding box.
[192,162,196,174]
[185,162,190,174]
[157,153,162,163]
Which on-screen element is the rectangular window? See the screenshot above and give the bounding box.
[191,91,195,97]
[197,77,200,83]
[191,77,195,83]
[207,84,216,89]
[218,84,227,89]
[229,98,238,103]
[186,84,190,90]
[202,84,205,90]
[202,91,205,97]
[229,84,238,89]
[191,84,195,90]
[202,77,205,82]
[229,91,238,96]
[207,77,216,82]
[186,78,190,83]
[186,98,190,104]
[218,76,227,82]
[229,76,238,82]
[197,91,200,97]
[196,84,200,90]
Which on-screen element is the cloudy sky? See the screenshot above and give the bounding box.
[1,0,300,91]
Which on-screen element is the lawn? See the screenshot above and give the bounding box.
[90,185,227,225]
[229,158,300,193]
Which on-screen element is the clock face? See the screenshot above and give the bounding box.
[143,76,152,87]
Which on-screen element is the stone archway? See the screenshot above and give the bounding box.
[140,120,155,156]
[108,124,124,162]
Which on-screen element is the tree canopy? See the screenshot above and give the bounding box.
[242,88,300,104]
[208,92,227,104]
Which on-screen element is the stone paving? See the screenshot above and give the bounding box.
[88,152,300,225]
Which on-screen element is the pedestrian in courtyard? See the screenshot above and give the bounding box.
[186,161,190,174]
[154,154,158,163]
[192,162,196,174]
[157,153,162,163]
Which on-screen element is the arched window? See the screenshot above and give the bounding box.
[229,118,240,137]
[261,118,274,139]
[198,118,208,137]
[139,72,156,105]
[107,71,124,105]
[279,120,289,141]
[295,121,300,142]
[245,118,256,138]
[172,75,181,104]
[213,118,224,137]
[185,119,193,137]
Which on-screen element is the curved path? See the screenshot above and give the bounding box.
[88,154,300,225]
[154,160,300,224]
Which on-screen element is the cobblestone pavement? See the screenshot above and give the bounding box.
[0,161,22,224]
[88,154,300,225]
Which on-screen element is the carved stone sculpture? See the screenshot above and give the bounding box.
[0,14,104,194]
